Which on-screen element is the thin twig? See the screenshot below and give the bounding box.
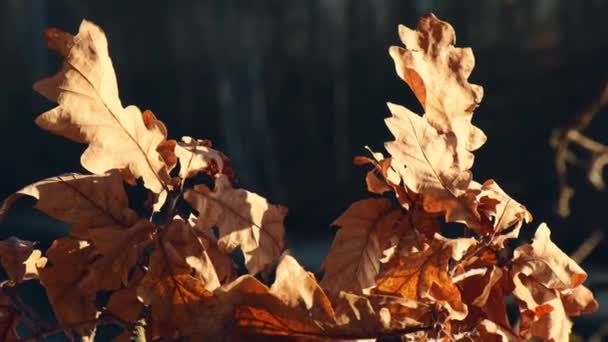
[551,80,608,217]
[570,229,604,264]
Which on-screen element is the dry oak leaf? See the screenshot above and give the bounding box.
[472,319,519,342]
[0,172,137,237]
[137,217,219,338]
[37,238,98,336]
[514,275,571,342]
[373,235,476,320]
[184,174,287,275]
[475,180,532,243]
[0,290,19,342]
[81,219,154,291]
[187,255,332,340]
[354,146,401,196]
[188,214,238,284]
[443,179,531,241]
[385,102,482,227]
[511,223,598,341]
[321,198,406,294]
[223,256,429,340]
[107,269,145,342]
[390,13,486,166]
[0,172,154,291]
[175,136,227,179]
[33,21,171,198]
[0,238,46,283]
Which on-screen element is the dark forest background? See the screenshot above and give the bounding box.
[1,0,608,336]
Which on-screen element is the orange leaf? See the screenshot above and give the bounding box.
[373,235,475,320]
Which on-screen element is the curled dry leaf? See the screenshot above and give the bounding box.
[354,147,401,196]
[0,238,46,283]
[476,180,532,243]
[321,198,406,294]
[34,21,172,201]
[175,136,228,180]
[184,174,287,275]
[390,13,486,162]
[474,319,519,342]
[373,235,476,320]
[511,223,598,341]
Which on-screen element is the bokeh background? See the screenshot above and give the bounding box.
[1,0,608,339]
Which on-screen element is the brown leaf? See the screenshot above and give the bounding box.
[0,238,46,283]
[373,235,476,320]
[231,256,429,340]
[107,270,145,341]
[137,218,218,338]
[0,172,153,291]
[34,21,171,198]
[37,238,98,336]
[107,271,144,323]
[0,172,137,237]
[81,219,154,291]
[184,175,287,275]
[321,198,405,294]
[0,290,19,342]
[561,284,598,317]
[390,13,486,162]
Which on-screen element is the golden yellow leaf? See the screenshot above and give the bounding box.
[184,175,287,275]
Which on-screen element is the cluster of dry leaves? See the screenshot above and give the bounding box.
[0,13,598,342]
